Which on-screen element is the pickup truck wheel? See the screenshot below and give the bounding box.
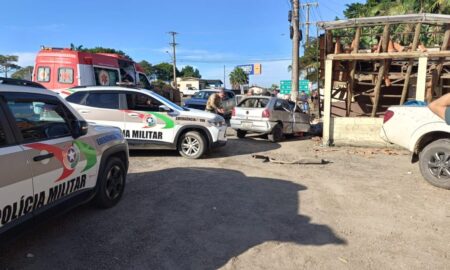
[237,130,247,138]
[268,124,283,143]
[178,131,206,159]
[94,157,126,208]
[419,139,450,189]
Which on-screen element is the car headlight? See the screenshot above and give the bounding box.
[208,116,226,127]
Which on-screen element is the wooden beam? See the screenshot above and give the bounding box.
[371,24,390,117]
[416,56,428,101]
[323,59,333,146]
[327,51,450,61]
[436,25,450,97]
[347,27,361,116]
[400,23,422,104]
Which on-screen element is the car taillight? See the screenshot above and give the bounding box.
[384,110,394,123]
[232,108,236,117]
[262,109,270,118]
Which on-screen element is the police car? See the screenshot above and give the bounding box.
[66,86,227,159]
[0,78,129,236]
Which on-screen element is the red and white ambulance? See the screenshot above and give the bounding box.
[32,47,152,96]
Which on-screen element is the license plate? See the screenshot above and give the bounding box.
[241,121,252,129]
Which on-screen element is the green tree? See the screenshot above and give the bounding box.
[0,55,21,78]
[70,44,132,60]
[153,62,180,82]
[138,60,154,77]
[229,67,249,90]
[11,66,33,80]
[299,38,320,83]
[180,65,201,78]
[271,84,279,90]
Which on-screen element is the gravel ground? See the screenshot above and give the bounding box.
[0,130,449,270]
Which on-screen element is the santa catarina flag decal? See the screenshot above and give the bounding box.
[25,141,98,182]
[122,110,175,129]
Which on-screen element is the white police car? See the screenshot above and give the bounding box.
[0,78,129,236]
[66,86,227,159]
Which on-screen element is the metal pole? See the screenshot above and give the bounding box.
[291,0,300,102]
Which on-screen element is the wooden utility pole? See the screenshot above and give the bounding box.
[301,2,318,47]
[168,31,178,92]
[347,27,361,116]
[290,0,300,102]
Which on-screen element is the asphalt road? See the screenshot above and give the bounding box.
[0,133,449,270]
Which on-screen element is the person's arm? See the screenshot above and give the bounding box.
[428,93,450,123]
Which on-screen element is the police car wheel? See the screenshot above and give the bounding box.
[94,157,126,208]
[178,131,206,159]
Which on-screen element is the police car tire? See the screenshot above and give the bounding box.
[94,157,126,208]
[178,131,206,159]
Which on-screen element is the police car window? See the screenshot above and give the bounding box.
[66,92,87,104]
[6,99,72,143]
[86,93,119,109]
[126,93,162,112]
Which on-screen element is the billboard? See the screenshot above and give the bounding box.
[237,64,262,75]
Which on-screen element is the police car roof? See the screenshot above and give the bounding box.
[0,78,57,96]
[70,85,145,92]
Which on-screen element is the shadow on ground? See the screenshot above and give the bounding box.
[128,138,281,159]
[0,167,345,270]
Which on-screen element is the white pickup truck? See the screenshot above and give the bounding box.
[381,105,450,189]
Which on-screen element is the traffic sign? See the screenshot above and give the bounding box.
[279,80,310,94]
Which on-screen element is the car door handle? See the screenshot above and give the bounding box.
[33,153,54,162]
[79,110,90,114]
[128,113,139,117]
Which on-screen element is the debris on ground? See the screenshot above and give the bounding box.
[252,154,330,165]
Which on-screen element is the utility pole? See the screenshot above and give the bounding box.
[223,65,226,88]
[301,2,318,47]
[168,31,178,95]
[290,0,300,102]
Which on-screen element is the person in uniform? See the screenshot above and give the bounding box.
[206,89,226,115]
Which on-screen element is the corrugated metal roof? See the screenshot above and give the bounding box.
[318,13,450,30]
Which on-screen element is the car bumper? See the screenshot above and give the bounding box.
[230,119,275,133]
[209,125,227,148]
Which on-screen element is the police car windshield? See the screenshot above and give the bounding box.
[145,90,186,111]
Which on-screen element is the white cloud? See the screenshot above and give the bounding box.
[10,52,36,67]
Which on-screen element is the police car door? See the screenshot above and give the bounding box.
[75,91,125,131]
[123,92,175,145]
[0,100,34,231]
[3,93,96,214]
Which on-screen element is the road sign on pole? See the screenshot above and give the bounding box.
[280,80,310,94]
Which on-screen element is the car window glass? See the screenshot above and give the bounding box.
[6,98,73,143]
[58,68,74,84]
[126,92,162,112]
[37,67,50,82]
[239,98,269,108]
[192,92,203,99]
[274,99,285,111]
[66,92,87,104]
[226,92,234,99]
[86,92,119,109]
[138,74,151,89]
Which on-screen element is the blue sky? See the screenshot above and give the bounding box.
[1,0,361,87]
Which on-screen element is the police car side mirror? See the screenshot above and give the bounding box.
[72,120,88,139]
[159,105,172,112]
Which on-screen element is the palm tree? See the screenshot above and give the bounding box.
[229,67,249,90]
